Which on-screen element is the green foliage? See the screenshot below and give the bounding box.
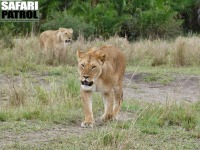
[0,29,14,48]
[0,22,34,37]
[121,0,183,40]
[138,8,182,38]
[0,0,199,39]
[39,0,73,20]
[70,1,131,38]
[40,11,95,39]
[39,0,62,20]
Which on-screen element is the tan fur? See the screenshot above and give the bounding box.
[39,28,73,54]
[77,46,126,128]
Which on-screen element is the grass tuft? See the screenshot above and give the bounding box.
[137,102,197,131]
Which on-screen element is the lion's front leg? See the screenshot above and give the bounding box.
[80,90,94,128]
[101,91,114,121]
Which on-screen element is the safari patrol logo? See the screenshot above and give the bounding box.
[0,0,39,22]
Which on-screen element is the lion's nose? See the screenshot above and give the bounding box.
[83,75,89,79]
[65,39,71,43]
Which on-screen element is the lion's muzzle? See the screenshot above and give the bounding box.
[81,80,93,86]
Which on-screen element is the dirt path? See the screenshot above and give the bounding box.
[124,73,200,103]
[0,123,88,148]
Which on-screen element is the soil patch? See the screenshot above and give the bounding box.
[124,73,200,102]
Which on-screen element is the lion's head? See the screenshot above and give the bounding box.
[57,28,73,44]
[77,48,106,91]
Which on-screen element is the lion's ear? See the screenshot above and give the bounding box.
[99,52,106,63]
[77,50,85,59]
[68,28,73,34]
[59,28,65,32]
[94,50,107,64]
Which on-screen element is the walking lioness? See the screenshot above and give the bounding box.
[39,28,73,52]
[77,46,126,127]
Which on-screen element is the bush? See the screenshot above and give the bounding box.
[40,11,95,39]
[0,30,14,49]
[121,6,182,40]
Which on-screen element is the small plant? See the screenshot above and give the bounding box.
[113,121,132,130]
[64,75,80,97]
[35,86,49,105]
[48,69,62,76]
[0,112,8,121]
[8,83,26,107]
[22,110,41,120]
[101,131,123,147]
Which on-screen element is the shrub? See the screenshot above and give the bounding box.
[121,7,182,40]
[40,11,95,40]
[0,30,14,49]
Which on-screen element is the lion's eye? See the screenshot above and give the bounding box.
[92,66,96,70]
[81,64,85,68]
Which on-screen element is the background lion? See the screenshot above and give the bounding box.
[39,28,73,53]
[77,46,126,128]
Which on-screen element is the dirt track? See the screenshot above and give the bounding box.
[124,73,200,103]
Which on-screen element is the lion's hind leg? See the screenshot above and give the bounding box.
[101,91,114,121]
[113,85,123,120]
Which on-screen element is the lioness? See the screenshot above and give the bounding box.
[77,46,126,127]
[39,28,73,52]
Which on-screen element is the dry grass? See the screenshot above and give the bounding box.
[174,36,200,66]
[1,35,198,69]
[122,36,200,66]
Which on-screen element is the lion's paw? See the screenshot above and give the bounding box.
[81,121,94,128]
[101,114,114,122]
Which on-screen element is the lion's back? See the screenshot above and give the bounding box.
[40,30,55,41]
[39,30,56,49]
[100,45,126,77]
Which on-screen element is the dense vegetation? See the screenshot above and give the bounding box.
[0,0,200,40]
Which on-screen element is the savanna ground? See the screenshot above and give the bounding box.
[0,36,200,149]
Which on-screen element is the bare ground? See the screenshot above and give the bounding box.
[0,122,87,148]
[124,73,200,103]
[0,72,200,148]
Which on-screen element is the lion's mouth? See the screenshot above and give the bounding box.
[81,80,93,86]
